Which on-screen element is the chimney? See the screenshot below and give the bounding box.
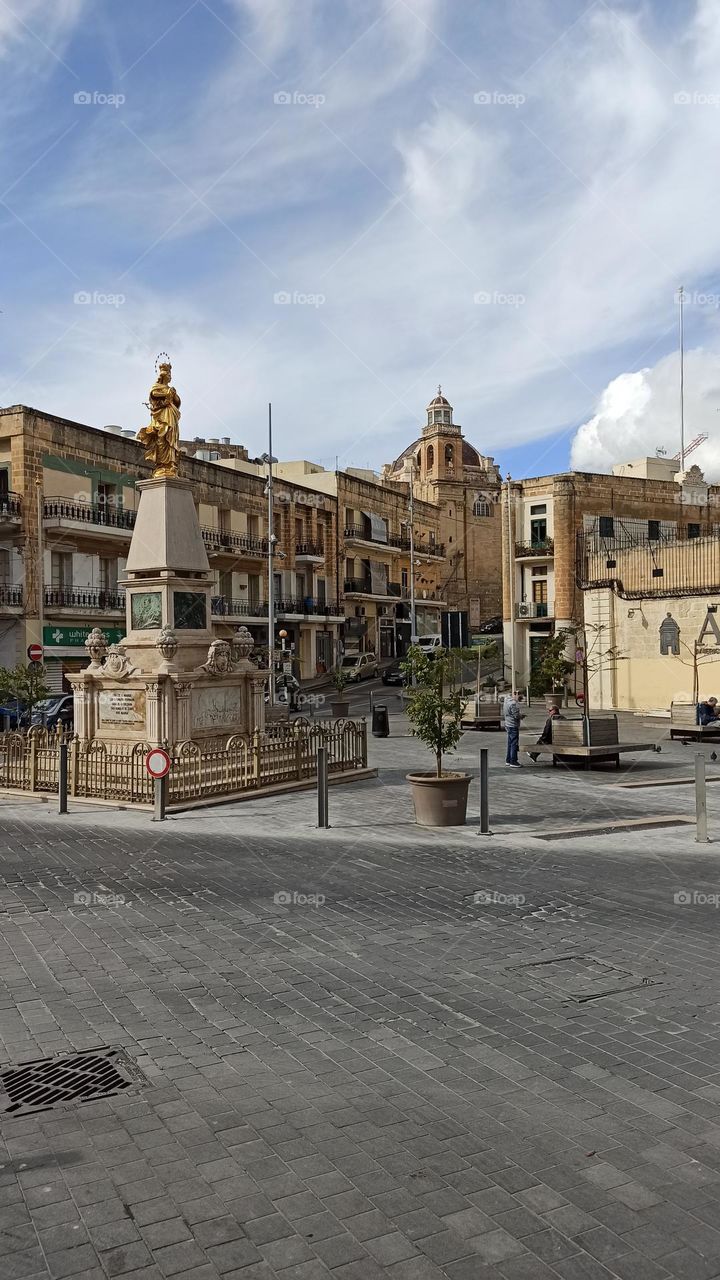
[104,425,123,435]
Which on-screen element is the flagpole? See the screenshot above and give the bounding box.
[679,285,685,472]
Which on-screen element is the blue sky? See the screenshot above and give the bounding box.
[4,0,720,478]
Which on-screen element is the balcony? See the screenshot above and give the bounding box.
[43,498,136,537]
[200,526,269,557]
[515,538,554,559]
[45,587,125,612]
[211,596,343,620]
[344,525,445,557]
[515,601,553,620]
[295,541,325,563]
[0,583,22,609]
[0,492,22,523]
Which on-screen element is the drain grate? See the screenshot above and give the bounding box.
[0,1047,142,1115]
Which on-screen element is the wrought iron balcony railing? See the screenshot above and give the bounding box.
[211,596,342,618]
[45,587,125,610]
[0,492,22,520]
[295,541,325,558]
[515,538,554,558]
[200,526,269,556]
[44,498,136,530]
[0,583,22,607]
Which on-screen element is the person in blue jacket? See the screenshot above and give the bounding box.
[698,697,719,725]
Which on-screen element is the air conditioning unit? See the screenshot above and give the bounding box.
[517,602,532,618]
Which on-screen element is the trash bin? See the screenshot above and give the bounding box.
[372,703,390,738]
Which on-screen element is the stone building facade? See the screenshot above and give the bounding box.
[0,407,343,686]
[501,455,720,706]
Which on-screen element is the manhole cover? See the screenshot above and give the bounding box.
[0,1048,143,1115]
[511,954,654,1002]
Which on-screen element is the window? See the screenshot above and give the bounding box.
[401,568,408,589]
[51,552,72,589]
[247,574,260,605]
[427,445,434,469]
[688,522,701,539]
[530,517,547,546]
[648,520,660,541]
[445,444,454,469]
[0,548,9,581]
[219,569,232,598]
[473,500,491,517]
[0,469,9,500]
[429,530,436,545]
[99,557,117,593]
[598,515,614,538]
[218,507,230,533]
[247,515,259,539]
[317,577,326,603]
[97,482,119,510]
[530,503,547,515]
[295,517,304,543]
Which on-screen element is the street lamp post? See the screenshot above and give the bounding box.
[261,403,278,707]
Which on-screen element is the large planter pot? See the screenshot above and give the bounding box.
[545,691,563,710]
[406,771,471,827]
[330,699,350,718]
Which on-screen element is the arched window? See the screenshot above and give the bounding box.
[445,444,454,468]
[415,450,421,470]
[427,445,434,469]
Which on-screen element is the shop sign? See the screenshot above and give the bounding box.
[43,625,125,647]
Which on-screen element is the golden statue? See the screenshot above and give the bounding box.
[136,360,181,478]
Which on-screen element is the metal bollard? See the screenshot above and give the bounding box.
[478,747,490,835]
[696,752,709,843]
[525,685,531,708]
[317,746,329,828]
[152,776,166,822]
[58,742,68,815]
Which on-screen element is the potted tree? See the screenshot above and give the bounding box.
[330,666,351,718]
[535,630,573,710]
[402,646,470,826]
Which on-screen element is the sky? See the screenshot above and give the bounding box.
[3,0,720,479]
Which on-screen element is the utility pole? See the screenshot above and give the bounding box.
[505,475,516,691]
[262,405,278,707]
[679,284,685,473]
[409,466,417,645]
[35,478,45,653]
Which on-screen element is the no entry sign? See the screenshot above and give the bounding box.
[145,747,171,779]
[27,643,43,662]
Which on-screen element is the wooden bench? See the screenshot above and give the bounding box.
[670,702,720,741]
[460,696,503,730]
[527,715,656,769]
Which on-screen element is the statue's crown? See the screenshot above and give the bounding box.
[158,362,171,372]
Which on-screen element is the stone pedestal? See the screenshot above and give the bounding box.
[69,477,266,745]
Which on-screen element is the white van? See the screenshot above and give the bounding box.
[416,635,442,654]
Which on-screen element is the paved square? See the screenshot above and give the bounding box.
[2,708,720,1277]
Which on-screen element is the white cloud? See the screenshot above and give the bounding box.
[571,346,720,478]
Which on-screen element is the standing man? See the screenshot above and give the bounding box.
[504,690,524,768]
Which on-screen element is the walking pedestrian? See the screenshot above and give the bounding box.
[504,690,525,767]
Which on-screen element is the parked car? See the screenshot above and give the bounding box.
[339,652,378,682]
[477,615,503,634]
[28,695,74,730]
[0,703,26,730]
[416,635,442,655]
[381,661,406,686]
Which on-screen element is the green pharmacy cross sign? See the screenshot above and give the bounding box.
[43,624,125,648]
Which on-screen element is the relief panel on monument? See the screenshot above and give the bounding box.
[192,686,243,731]
[131,591,162,630]
[174,591,207,630]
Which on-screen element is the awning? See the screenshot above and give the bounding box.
[362,511,388,543]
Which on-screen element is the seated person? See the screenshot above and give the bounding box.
[698,697,719,725]
[529,705,562,762]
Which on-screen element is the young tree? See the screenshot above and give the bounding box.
[0,663,51,722]
[401,646,464,778]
